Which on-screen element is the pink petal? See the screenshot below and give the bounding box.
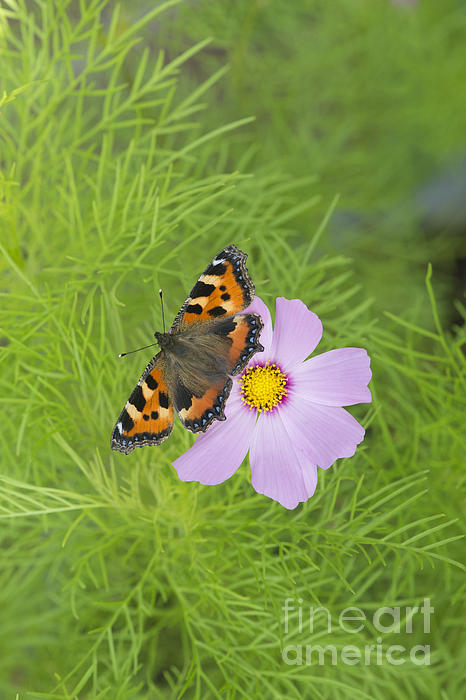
[172,385,256,485]
[280,395,366,470]
[249,411,318,509]
[293,348,372,406]
[244,295,273,353]
[269,298,323,370]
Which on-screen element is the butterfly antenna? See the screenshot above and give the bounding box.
[118,342,158,358]
[159,289,166,333]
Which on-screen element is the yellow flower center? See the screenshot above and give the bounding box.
[239,362,288,413]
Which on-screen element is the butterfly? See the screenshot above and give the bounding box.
[111,245,264,454]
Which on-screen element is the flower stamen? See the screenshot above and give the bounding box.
[239,362,288,412]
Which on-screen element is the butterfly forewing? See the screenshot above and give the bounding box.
[111,357,174,454]
[172,245,255,330]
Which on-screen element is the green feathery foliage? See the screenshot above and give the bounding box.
[0,1,464,698]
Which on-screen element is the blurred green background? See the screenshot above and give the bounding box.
[0,0,464,698]
[166,0,466,325]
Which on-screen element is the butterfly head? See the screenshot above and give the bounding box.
[154,331,175,351]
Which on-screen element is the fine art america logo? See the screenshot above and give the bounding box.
[282,598,433,666]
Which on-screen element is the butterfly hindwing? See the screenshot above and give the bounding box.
[209,313,264,376]
[111,356,174,454]
[172,245,255,330]
[174,375,233,433]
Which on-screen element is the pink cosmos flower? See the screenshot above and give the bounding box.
[173,297,372,509]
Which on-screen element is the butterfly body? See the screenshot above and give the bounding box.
[111,245,264,454]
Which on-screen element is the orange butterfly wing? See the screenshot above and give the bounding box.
[224,313,263,375]
[175,375,233,432]
[111,357,174,454]
[172,245,255,329]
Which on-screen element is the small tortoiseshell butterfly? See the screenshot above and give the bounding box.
[111,245,264,454]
